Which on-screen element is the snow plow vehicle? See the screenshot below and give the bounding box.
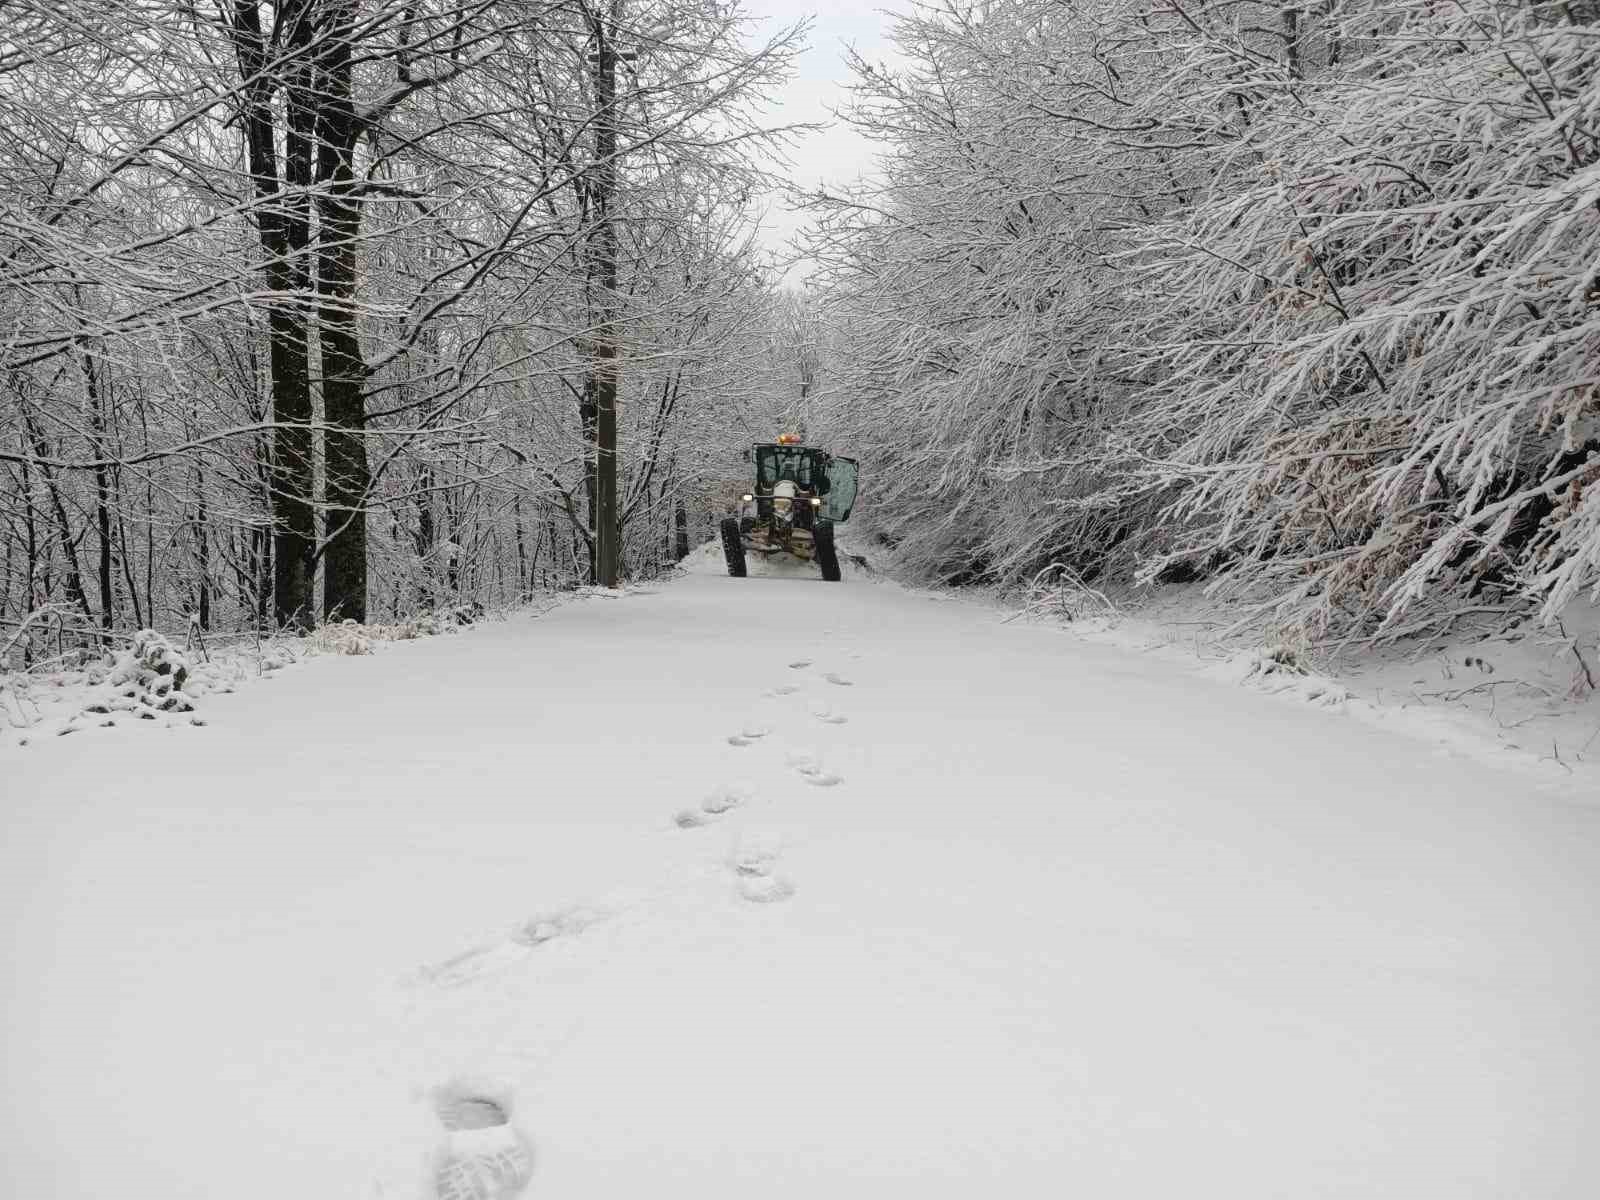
[720,435,859,582]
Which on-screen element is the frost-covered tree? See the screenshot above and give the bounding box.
[0,0,801,660]
[810,0,1600,642]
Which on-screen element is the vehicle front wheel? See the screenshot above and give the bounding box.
[814,522,842,582]
[720,516,747,577]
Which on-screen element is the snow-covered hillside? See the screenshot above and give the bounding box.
[3,561,1597,1199]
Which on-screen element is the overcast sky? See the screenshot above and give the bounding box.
[737,1,911,279]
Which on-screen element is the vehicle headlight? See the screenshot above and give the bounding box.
[741,493,754,502]
[809,497,822,507]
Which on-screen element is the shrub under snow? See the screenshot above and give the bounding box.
[306,604,488,656]
[93,631,194,716]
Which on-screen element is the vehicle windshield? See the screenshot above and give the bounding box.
[754,446,829,493]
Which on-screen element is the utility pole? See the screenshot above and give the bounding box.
[587,1,633,589]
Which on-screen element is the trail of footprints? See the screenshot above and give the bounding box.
[418,649,856,982]
[695,655,860,899]
[755,656,854,789]
[411,655,858,1198]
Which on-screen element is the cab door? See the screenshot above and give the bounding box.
[820,457,858,523]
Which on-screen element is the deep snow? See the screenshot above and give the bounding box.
[2,548,1597,1198]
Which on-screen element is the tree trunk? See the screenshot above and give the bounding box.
[81,346,114,629]
[317,0,369,623]
[580,375,598,582]
[113,469,143,629]
[194,462,211,631]
[232,0,316,629]
[415,462,436,607]
[513,494,528,597]
[19,437,37,621]
[19,402,92,624]
[587,2,624,588]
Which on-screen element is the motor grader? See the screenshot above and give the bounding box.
[720,435,859,582]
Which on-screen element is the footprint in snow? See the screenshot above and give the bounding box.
[727,724,770,747]
[731,832,795,904]
[702,784,751,814]
[418,905,606,987]
[766,684,802,697]
[788,659,812,669]
[430,1082,534,1200]
[511,904,605,947]
[418,940,529,989]
[824,672,853,687]
[786,751,845,788]
[677,784,753,827]
[809,702,848,726]
[738,872,796,903]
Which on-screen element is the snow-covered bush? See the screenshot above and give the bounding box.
[1229,647,1353,707]
[308,620,379,656]
[94,630,194,715]
[1010,563,1121,624]
[305,604,487,657]
[257,644,297,674]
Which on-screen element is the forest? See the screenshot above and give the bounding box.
[809,0,1600,647]
[6,7,1599,1195]
[4,0,1598,660]
[1,0,812,654]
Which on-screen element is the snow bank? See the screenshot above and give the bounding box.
[0,602,517,750]
[1028,582,1600,787]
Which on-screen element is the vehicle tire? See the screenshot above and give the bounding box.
[814,521,842,582]
[720,516,747,577]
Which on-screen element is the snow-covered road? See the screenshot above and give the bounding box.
[4,554,1597,1199]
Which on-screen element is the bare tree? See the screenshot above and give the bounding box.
[1,0,803,662]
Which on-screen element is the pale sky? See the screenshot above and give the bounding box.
[738,1,911,279]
